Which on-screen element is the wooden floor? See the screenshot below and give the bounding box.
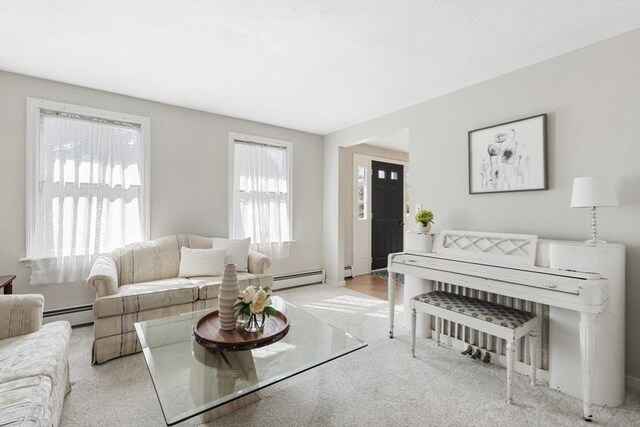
[345,273,403,302]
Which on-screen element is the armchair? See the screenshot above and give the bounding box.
[0,294,71,427]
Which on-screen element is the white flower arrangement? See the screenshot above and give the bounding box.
[234,285,277,318]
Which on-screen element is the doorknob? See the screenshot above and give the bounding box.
[400,221,405,227]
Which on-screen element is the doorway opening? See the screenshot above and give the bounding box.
[347,129,409,278]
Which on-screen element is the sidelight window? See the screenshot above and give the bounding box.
[357,166,367,220]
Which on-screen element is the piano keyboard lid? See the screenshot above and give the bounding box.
[395,251,602,280]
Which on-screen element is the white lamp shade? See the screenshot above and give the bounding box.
[570,176,619,208]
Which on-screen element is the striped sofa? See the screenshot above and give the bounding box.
[0,294,71,426]
[86,234,272,364]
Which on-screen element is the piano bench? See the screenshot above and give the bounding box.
[410,290,538,405]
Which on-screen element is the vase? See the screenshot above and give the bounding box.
[243,312,266,333]
[416,223,431,234]
[218,264,239,331]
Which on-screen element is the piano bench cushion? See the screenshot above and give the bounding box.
[413,291,535,329]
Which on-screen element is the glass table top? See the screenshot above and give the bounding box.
[134,296,367,425]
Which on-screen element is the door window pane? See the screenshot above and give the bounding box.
[390,171,398,180]
[378,170,386,179]
[357,166,367,220]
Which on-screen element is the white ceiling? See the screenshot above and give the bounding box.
[1,1,638,135]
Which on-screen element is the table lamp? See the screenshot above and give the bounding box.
[570,176,618,245]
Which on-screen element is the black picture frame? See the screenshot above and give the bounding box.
[468,113,547,194]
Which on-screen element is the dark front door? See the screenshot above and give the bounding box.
[371,161,404,270]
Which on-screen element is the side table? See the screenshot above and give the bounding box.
[0,275,16,294]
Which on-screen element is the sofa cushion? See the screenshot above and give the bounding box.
[182,234,214,249]
[191,273,274,300]
[211,238,251,272]
[0,376,51,426]
[0,321,71,386]
[112,235,187,285]
[178,247,226,277]
[93,301,204,339]
[93,278,199,318]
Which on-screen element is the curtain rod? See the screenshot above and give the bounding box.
[234,138,287,149]
[41,109,141,129]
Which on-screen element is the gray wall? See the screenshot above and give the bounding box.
[325,30,640,380]
[0,71,323,310]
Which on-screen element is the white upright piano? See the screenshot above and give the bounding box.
[387,230,625,421]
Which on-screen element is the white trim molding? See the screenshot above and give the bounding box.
[352,153,409,277]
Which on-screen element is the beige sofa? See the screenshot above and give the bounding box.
[0,294,71,426]
[86,234,272,364]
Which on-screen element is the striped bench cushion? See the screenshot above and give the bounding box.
[413,291,535,329]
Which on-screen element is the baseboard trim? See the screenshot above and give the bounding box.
[627,374,640,392]
[43,304,93,326]
[273,269,325,290]
[325,279,346,287]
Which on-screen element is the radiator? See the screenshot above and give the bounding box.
[431,281,549,375]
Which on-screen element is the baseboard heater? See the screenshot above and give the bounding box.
[43,303,93,326]
[343,265,353,279]
[273,269,325,290]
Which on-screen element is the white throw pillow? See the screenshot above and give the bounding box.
[178,247,227,277]
[211,237,251,272]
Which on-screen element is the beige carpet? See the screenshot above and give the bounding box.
[60,284,640,426]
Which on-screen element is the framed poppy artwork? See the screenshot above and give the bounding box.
[468,114,547,194]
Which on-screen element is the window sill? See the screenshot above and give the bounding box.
[19,254,104,268]
[19,257,37,267]
[251,240,296,245]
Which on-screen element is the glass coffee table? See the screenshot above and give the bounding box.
[134,296,367,425]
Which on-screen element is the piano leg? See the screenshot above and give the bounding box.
[529,331,537,386]
[580,312,597,422]
[411,308,417,357]
[388,271,395,338]
[506,340,515,405]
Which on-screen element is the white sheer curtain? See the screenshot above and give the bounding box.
[232,140,291,258]
[29,111,146,285]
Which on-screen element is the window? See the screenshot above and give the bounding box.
[26,98,149,284]
[357,166,367,220]
[390,171,398,180]
[378,170,386,179]
[406,172,411,215]
[229,133,292,256]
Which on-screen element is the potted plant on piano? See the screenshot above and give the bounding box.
[415,209,434,234]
